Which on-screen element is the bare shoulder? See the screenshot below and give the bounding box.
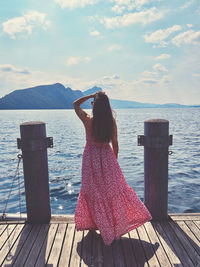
[74,105,90,123]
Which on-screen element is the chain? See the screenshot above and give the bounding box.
[1,154,23,220]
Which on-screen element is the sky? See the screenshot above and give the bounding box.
[0,0,200,104]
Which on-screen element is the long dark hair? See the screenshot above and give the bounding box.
[92,92,114,143]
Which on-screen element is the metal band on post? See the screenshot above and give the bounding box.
[138,119,173,221]
[17,121,53,223]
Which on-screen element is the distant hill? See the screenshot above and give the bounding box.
[83,86,102,96]
[109,99,187,109]
[0,83,195,109]
[0,83,89,109]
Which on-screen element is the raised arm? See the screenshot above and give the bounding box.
[112,118,119,159]
[73,94,96,124]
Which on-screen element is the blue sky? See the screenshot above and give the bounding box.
[0,0,200,104]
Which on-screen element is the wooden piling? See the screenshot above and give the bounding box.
[138,119,173,220]
[17,121,53,223]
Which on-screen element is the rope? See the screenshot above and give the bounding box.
[1,154,23,220]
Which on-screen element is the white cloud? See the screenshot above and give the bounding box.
[102,7,163,29]
[89,30,100,36]
[102,74,120,80]
[144,25,182,46]
[171,30,200,46]
[110,0,160,12]
[55,0,98,9]
[66,56,91,65]
[111,5,126,14]
[142,70,157,76]
[180,0,194,10]
[192,73,200,77]
[155,54,171,60]
[153,63,168,72]
[186,24,193,28]
[2,11,50,39]
[0,64,30,74]
[107,44,122,51]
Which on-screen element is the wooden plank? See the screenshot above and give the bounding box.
[47,224,67,266]
[177,221,200,253]
[1,224,32,266]
[81,230,94,267]
[152,221,183,266]
[24,224,50,267]
[69,228,83,267]
[58,224,75,267]
[0,224,16,250]
[121,233,137,267]
[169,220,200,266]
[169,214,200,221]
[194,220,200,231]
[0,224,7,236]
[159,221,194,266]
[144,222,171,266]
[0,220,26,225]
[93,231,103,267]
[35,223,58,267]
[129,228,148,267]
[0,224,24,266]
[169,213,200,216]
[137,224,160,266]
[51,215,74,223]
[112,238,126,267]
[13,224,42,266]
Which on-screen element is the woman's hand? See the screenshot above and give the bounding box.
[90,92,97,98]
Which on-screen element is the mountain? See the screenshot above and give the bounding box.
[109,99,187,109]
[0,83,195,109]
[0,83,88,109]
[83,86,102,96]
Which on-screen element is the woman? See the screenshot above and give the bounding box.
[74,91,152,245]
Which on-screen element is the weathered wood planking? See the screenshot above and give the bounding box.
[0,213,199,266]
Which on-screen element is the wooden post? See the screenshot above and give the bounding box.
[138,119,173,220]
[17,121,53,223]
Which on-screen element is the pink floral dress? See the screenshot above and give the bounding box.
[75,133,152,245]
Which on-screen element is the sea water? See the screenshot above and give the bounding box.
[0,108,200,215]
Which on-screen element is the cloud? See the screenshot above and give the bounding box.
[192,73,200,77]
[102,74,120,81]
[102,7,163,29]
[153,63,168,72]
[110,0,161,13]
[89,30,100,36]
[0,63,85,97]
[142,70,157,76]
[0,64,30,74]
[144,25,182,46]
[55,0,98,9]
[66,56,91,65]
[155,54,171,60]
[180,0,194,10]
[107,44,122,51]
[111,5,126,14]
[171,30,200,46]
[2,11,50,39]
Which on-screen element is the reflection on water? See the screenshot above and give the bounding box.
[0,108,200,214]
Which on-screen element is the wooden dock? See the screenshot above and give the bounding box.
[0,213,200,267]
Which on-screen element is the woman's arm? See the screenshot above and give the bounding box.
[112,118,119,159]
[73,94,96,123]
